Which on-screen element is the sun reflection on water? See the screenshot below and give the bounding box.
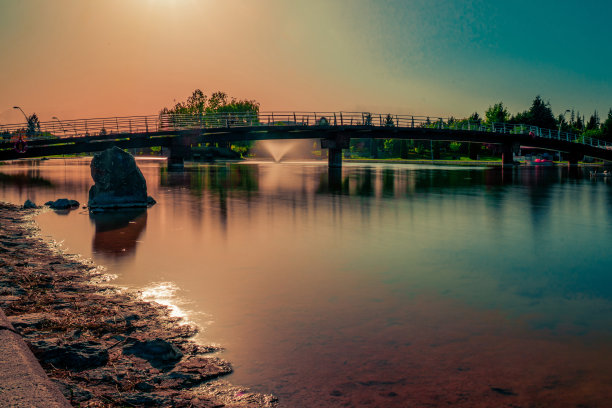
[140,281,192,322]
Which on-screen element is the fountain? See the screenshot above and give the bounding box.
[257,140,298,162]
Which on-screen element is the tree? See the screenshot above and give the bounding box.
[469,112,481,124]
[26,113,40,136]
[510,95,557,130]
[529,95,557,129]
[485,102,509,124]
[384,114,395,127]
[586,111,600,131]
[601,109,612,140]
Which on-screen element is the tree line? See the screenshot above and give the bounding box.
[475,95,612,141]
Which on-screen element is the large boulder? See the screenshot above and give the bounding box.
[88,147,155,210]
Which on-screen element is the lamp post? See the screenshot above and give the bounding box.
[558,109,571,161]
[52,116,76,136]
[13,106,28,122]
[52,116,67,135]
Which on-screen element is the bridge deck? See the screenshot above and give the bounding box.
[1,112,611,162]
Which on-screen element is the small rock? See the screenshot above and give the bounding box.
[23,199,37,209]
[54,381,93,403]
[45,198,80,210]
[30,339,109,371]
[8,312,53,329]
[123,338,183,370]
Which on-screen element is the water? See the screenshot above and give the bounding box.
[2,158,612,407]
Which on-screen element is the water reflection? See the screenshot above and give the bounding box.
[4,160,612,407]
[90,209,147,257]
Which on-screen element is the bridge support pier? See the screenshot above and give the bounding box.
[567,152,582,166]
[322,134,350,169]
[501,143,515,166]
[168,133,196,171]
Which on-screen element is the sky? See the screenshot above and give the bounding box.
[0,0,610,124]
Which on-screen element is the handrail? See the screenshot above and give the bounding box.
[0,111,610,151]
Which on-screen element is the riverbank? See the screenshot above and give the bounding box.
[0,202,277,407]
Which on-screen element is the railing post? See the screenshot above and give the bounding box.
[145,117,149,134]
[340,112,343,126]
[334,113,337,126]
[379,114,382,126]
[293,112,297,124]
[438,117,442,129]
[116,118,119,134]
[129,119,132,134]
[411,116,414,128]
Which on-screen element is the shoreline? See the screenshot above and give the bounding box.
[0,202,277,407]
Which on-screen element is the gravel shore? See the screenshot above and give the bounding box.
[0,202,277,407]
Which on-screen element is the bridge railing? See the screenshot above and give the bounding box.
[1,111,611,151]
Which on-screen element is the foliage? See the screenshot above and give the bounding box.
[586,111,600,131]
[485,102,509,124]
[510,95,557,129]
[363,113,372,125]
[26,114,41,136]
[161,89,260,156]
[602,109,612,140]
[469,112,481,124]
[160,89,260,117]
[384,114,394,127]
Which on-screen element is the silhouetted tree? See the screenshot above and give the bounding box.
[469,112,481,124]
[485,102,509,123]
[384,114,395,127]
[510,95,557,129]
[586,111,600,131]
[26,113,40,136]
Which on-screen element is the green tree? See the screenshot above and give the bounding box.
[601,109,612,140]
[586,111,600,131]
[485,102,509,124]
[469,112,481,124]
[510,95,557,130]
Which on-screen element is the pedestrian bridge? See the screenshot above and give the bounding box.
[1,111,611,167]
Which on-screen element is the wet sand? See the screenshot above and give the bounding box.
[0,202,277,407]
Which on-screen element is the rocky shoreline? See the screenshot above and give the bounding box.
[0,202,277,407]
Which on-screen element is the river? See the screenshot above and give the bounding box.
[2,158,612,407]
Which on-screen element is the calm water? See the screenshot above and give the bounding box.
[2,158,612,407]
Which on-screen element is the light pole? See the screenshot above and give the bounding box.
[13,106,28,122]
[52,116,67,135]
[557,109,571,161]
[52,116,77,136]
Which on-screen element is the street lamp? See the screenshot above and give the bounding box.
[52,116,77,136]
[558,109,571,161]
[13,106,28,122]
[52,116,67,135]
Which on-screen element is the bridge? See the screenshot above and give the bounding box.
[1,111,611,168]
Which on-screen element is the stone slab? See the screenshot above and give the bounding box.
[0,308,71,407]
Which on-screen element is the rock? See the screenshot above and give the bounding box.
[53,381,93,403]
[23,199,37,209]
[30,339,109,371]
[88,147,155,210]
[156,357,232,388]
[44,198,80,210]
[123,338,183,370]
[8,312,53,329]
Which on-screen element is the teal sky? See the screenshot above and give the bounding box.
[0,0,610,122]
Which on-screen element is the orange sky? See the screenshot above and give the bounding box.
[1,0,610,124]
